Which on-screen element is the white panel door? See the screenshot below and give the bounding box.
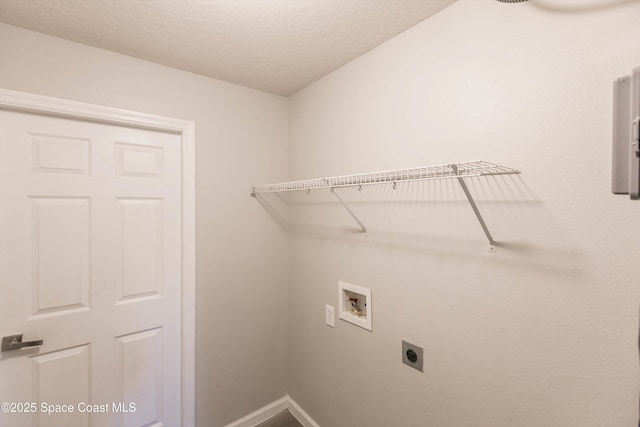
[0,110,182,427]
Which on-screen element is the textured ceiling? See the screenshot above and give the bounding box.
[0,0,457,96]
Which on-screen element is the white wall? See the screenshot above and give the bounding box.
[288,1,640,426]
[0,23,289,427]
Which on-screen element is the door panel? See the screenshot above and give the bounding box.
[33,345,91,427]
[31,133,91,176]
[30,196,91,315]
[116,328,163,427]
[115,143,163,179]
[0,110,182,427]
[116,198,163,303]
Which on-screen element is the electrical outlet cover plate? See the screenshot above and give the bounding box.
[325,305,335,327]
[402,340,424,372]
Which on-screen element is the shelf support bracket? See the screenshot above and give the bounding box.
[328,185,367,236]
[450,165,496,252]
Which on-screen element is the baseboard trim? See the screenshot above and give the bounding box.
[287,397,319,427]
[224,395,319,427]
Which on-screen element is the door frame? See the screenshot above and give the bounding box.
[0,88,196,427]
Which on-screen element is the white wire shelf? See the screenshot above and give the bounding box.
[250,161,519,195]
[250,160,520,252]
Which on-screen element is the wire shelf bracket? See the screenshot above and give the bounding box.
[450,164,497,252]
[327,182,368,236]
[251,160,520,251]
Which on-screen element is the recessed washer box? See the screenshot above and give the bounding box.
[338,281,372,331]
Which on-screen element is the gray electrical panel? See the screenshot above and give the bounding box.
[612,76,631,194]
[631,69,640,199]
[612,67,640,200]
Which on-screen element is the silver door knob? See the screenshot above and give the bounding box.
[1,334,44,352]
